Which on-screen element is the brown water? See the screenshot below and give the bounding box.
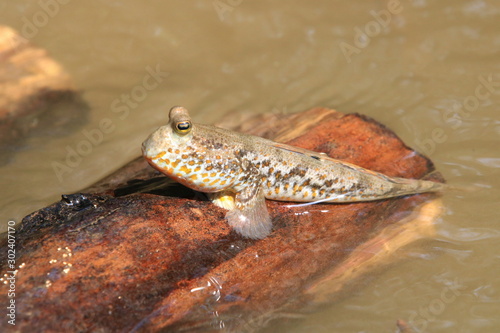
[1,0,499,332]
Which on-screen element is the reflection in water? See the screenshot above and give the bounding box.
[0,93,90,167]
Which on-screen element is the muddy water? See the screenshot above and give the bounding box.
[1,0,499,332]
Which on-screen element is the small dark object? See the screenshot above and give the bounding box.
[61,193,94,211]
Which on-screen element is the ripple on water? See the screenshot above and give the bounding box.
[441,227,500,242]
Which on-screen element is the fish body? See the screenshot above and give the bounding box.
[142,106,443,239]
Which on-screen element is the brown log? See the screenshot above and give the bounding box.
[0,26,88,165]
[0,107,443,332]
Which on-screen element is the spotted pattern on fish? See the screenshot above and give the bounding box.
[142,106,444,239]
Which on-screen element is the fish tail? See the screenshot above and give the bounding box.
[390,177,446,197]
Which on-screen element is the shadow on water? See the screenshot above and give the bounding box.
[0,92,90,166]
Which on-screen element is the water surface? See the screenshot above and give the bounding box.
[1,1,499,332]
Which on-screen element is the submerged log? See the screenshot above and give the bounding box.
[0,26,88,165]
[0,107,443,332]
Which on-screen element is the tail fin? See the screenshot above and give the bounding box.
[390,177,446,197]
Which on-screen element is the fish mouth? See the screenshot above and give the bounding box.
[141,135,156,158]
[142,154,170,177]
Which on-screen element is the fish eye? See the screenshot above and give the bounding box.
[175,121,191,134]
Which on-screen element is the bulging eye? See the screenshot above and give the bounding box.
[176,121,191,134]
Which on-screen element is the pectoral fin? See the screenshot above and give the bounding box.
[208,191,236,210]
[225,185,272,239]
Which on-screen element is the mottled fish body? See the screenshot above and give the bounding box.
[142,106,443,239]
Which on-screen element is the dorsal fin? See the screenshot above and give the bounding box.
[271,142,328,160]
[271,142,389,178]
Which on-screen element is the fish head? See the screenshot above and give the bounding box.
[142,106,232,192]
[142,106,195,160]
